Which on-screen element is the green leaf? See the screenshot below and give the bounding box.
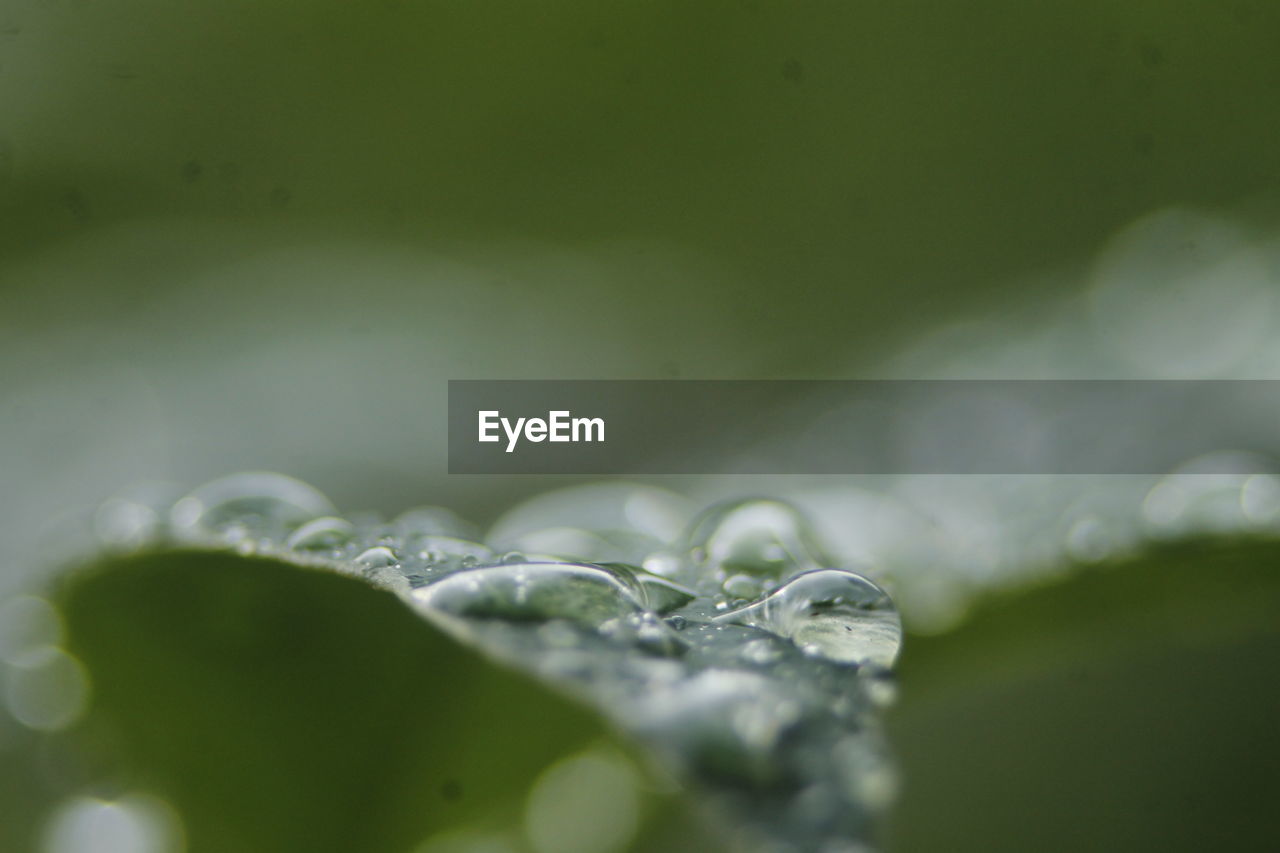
[887,538,1280,853]
[55,549,718,853]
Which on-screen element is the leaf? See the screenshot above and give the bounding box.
[887,537,1280,853]
[55,549,719,853]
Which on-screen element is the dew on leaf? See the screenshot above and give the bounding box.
[110,473,905,851]
[715,569,902,668]
[592,562,696,614]
[354,545,400,571]
[286,516,355,554]
[411,563,643,626]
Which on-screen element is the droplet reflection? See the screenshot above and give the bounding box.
[715,569,902,668]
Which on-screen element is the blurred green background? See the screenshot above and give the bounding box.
[5,1,1280,547]
[3,2,1280,851]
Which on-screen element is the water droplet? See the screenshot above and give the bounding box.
[666,615,688,631]
[714,570,902,668]
[286,516,355,554]
[412,563,643,626]
[686,499,828,582]
[170,473,334,544]
[500,551,528,565]
[353,546,408,593]
[354,545,399,570]
[592,563,696,613]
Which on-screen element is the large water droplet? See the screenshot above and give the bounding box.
[685,499,829,584]
[411,563,643,626]
[353,545,407,593]
[169,473,334,544]
[714,570,902,668]
[354,545,399,570]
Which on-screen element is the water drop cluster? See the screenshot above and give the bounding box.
[97,474,904,852]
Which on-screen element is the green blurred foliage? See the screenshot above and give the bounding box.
[5,1,1280,525]
[51,550,718,853]
[4,1,1280,369]
[889,539,1280,852]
